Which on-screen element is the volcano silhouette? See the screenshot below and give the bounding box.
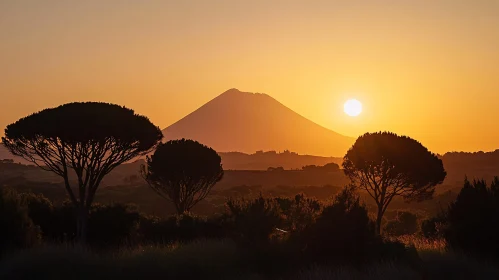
[162,88,354,156]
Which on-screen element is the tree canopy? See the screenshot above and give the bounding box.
[2,102,163,241]
[342,132,446,234]
[142,139,224,214]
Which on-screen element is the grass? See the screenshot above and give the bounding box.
[1,238,498,280]
[393,235,447,252]
[0,239,259,280]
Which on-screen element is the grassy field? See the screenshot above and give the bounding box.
[1,238,498,280]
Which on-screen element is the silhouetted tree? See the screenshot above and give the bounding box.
[267,166,284,172]
[141,139,224,214]
[343,132,446,234]
[445,177,499,257]
[322,162,340,172]
[302,163,340,172]
[2,102,163,242]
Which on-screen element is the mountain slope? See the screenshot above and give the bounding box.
[162,88,354,156]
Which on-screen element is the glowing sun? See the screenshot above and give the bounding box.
[344,99,362,117]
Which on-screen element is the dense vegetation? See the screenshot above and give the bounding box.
[2,177,499,279]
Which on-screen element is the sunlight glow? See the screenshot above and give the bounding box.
[344,99,362,117]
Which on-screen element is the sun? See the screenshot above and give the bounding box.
[344,99,362,117]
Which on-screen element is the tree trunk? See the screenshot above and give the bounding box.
[375,206,383,235]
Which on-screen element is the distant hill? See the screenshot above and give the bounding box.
[440,150,499,185]
[0,144,340,171]
[219,150,342,170]
[162,88,355,157]
[0,145,29,165]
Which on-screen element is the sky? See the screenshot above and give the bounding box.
[1,0,498,155]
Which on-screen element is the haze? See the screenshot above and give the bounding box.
[1,0,499,154]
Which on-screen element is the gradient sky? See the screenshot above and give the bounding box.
[1,1,498,155]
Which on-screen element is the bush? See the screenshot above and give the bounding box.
[445,178,499,258]
[225,195,282,246]
[0,188,40,255]
[138,213,226,245]
[296,187,407,264]
[384,211,419,237]
[88,203,141,249]
[275,194,322,233]
[19,192,55,239]
[420,214,447,239]
[20,195,141,248]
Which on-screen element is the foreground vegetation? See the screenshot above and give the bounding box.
[1,240,499,280]
[2,179,499,279]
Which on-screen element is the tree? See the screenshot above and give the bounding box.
[2,102,163,242]
[141,139,224,214]
[445,178,499,257]
[342,132,446,234]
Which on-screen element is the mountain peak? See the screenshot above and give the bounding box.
[219,88,270,99]
[163,89,354,156]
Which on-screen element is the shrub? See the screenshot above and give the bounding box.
[275,194,322,233]
[445,178,499,258]
[420,214,447,239]
[225,195,282,246]
[138,213,226,245]
[0,188,40,255]
[296,187,407,264]
[19,192,55,239]
[384,211,419,237]
[88,203,141,249]
[298,187,377,263]
[20,196,142,248]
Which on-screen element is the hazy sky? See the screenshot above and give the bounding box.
[1,1,498,154]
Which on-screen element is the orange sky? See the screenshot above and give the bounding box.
[1,1,498,155]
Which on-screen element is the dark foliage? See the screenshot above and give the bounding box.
[297,186,384,264]
[16,191,224,248]
[302,162,340,172]
[88,203,141,249]
[19,192,55,239]
[384,211,419,236]
[142,139,224,214]
[343,132,446,234]
[138,213,226,244]
[224,193,323,249]
[421,213,447,239]
[0,188,40,256]
[17,194,140,249]
[2,102,163,242]
[225,195,282,246]
[275,194,322,232]
[445,178,499,258]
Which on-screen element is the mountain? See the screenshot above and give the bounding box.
[162,88,355,156]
